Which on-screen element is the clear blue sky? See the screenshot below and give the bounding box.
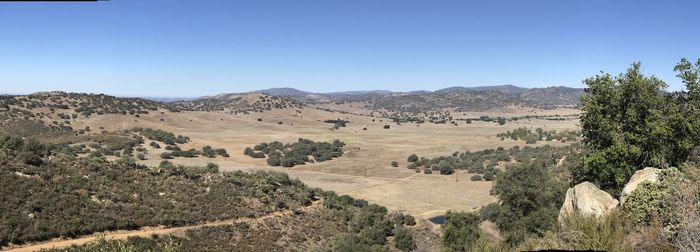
[1,0,698,97]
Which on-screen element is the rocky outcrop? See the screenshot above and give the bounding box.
[620,167,661,204]
[559,182,619,221]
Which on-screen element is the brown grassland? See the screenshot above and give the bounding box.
[67,104,580,218]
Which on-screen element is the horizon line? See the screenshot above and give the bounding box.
[1,84,586,98]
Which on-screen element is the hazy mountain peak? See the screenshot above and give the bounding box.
[255,88,310,96]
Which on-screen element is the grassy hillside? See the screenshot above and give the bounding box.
[0,135,426,251]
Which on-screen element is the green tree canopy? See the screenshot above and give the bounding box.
[577,61,700,194]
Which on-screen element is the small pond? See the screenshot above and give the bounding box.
[428,215,445,225]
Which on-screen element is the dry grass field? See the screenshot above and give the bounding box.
[69,105,580,217]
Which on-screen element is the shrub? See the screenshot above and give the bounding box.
[324,119,350,128]
[623,167,683,235]
[404,215,416,226]
[439,162,454,175]
[280,156,295,167]
[136,153,146,160]
[424,168,432,174]
[201,146,215,158]
[471,174,482,181]
[165,145,179,151]
[214,148,228,157]
[19,151,43,166]
[249,152,266,158]
[483,171,495,181]
[492,161,567,245]
[442,211,481,251]
[673,163,700,251]
[160,152,173,159]
[497,117,506,125]
[479,203,501,222]
[383,125,390,129]
[522,210,634,252]
[393,227,416,251]
[391,161,399,167]
[407,154,418,162]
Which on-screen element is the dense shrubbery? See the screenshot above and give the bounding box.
[86,135,145,157]
[131,127,189,145]
[441,211,482,251]
[157,161,220,180]
[1,92,167,121]
[323,192,417,251]
[623,168,684,235]
[497,127,580,144]
[484,160,568,245]
[245,138,345,167]
[159,145,228,160]
[199,145,229,158]
[394,227,416,251]
[160,147,198,158]
[0,138,316,246]
[324,119,350,129]
[407,144,579,177]
[172,94,304,113]
[0,135,80,165]
[437,161,454,175]
[45,191,420,252]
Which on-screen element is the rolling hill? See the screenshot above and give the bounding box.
[185,85,584,112]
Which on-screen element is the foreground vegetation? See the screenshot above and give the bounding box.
[44,191,422,251]
[0,134,423,251]
[439,58,700,251]
[0,135,313,246]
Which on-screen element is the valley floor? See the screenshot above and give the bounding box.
[70,106,578,217]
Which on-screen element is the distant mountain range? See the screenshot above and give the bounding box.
[182,85,585,111]
[435,84,529,95]
[248,88,394,103]
[140,97,199,103]
[0,85,584,128]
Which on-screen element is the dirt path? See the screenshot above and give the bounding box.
[2,200,323,252]
[400,173,421,181]
[557,155,567,167]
